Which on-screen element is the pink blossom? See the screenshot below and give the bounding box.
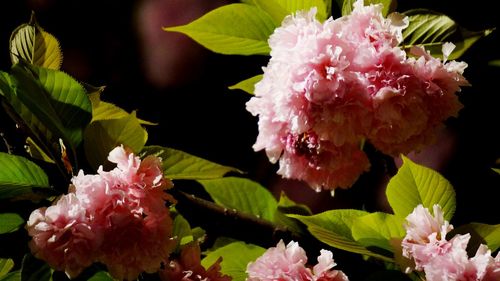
[402,204,500,280]
[26,194,101,278]
[160,242,231,281]
[247,0,468,190]
[27,145,175,280]
[246,240,348,281]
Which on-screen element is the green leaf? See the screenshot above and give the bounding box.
[0,213,25,234]
[402,9,494,60]
[274,192,311,236]
[89,92,156,125]
[228,74,262,95]
[0,259,14,278]
[173,213,194,247]
[10,15,63,70]
[351,212,405,254]
[164,4,275,55]
[0,153,51,200]
[492,168,500,175]
[31,65,92,147]
[342,0,394,17]
[386,156,456,221]
[140,146,241,180]
[201,241,265,281]
[20,254,51,281]
[198,177,277,221]
[87,271,113,281]
[0,271,20,281]
[83,112,148,170]
[252,0,329,24]
[289,209,393,261]
[450,223,500,253]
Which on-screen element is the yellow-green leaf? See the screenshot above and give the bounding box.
[83,112,148,170]
[199,177,277,221]
[140,146,241,180]
[201,241,265,281]
[386,156,456,221]
[351,212,405,254]
[164,4,275,55]
[89,92,156,125]
[0,259,14,278]
[10,15,62,69]
[228,74,262,95]
[402,9,494,60]
[0,213,25,234]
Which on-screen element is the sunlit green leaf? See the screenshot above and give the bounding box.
[199,177,277,221]
[31,65,92,148]
[351,212,405,254]
[402,9,494,60]
[386,156,456,221]
[201,241,265,281]
[89,92,156,125]
[10,15,62,70]
[0,259,14,278]
[20,254,51,281]
[341,0,395,16]
[140,146,241,180]
[0,153,51,201]
[251,0,329,24]
[0,213,25,234]
[228,74,262,95]
[83,112,148,170]
[289,209,393,261]
[164,4,275,55]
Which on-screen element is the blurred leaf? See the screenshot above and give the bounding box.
[492,168,500,175]
[386,156,456,221]
[201,241,265,281]
[10,14,62,70]
[450,223,500,253]
[0,271,20,281]
[140,146,241,180]
[199,177,277,221]
[164,4,274,55]
[251,0,329,24]
[351,212,405,253]
[20,254,51,281]
[402,9,494,60]
[89,92,156,125]
[0,213,24,234]
[488,60,500,67]
[289,210,393,261]
[0,259,14,278]
[83,112,148,170]
[0,152,51,200]
[228,74,262,95]
[87,271,113,281]
[342,0,394,16]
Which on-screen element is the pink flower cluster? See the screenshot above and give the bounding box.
[27,146,176,280]
[246,0,468,190]
[402,204,500,280]
[246,240,349,281]
[160,242,231,281]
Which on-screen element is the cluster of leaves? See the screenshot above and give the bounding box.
[0,1,498,281]
[165,0,493,95]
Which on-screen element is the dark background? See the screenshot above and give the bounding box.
[0,0,499,275]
